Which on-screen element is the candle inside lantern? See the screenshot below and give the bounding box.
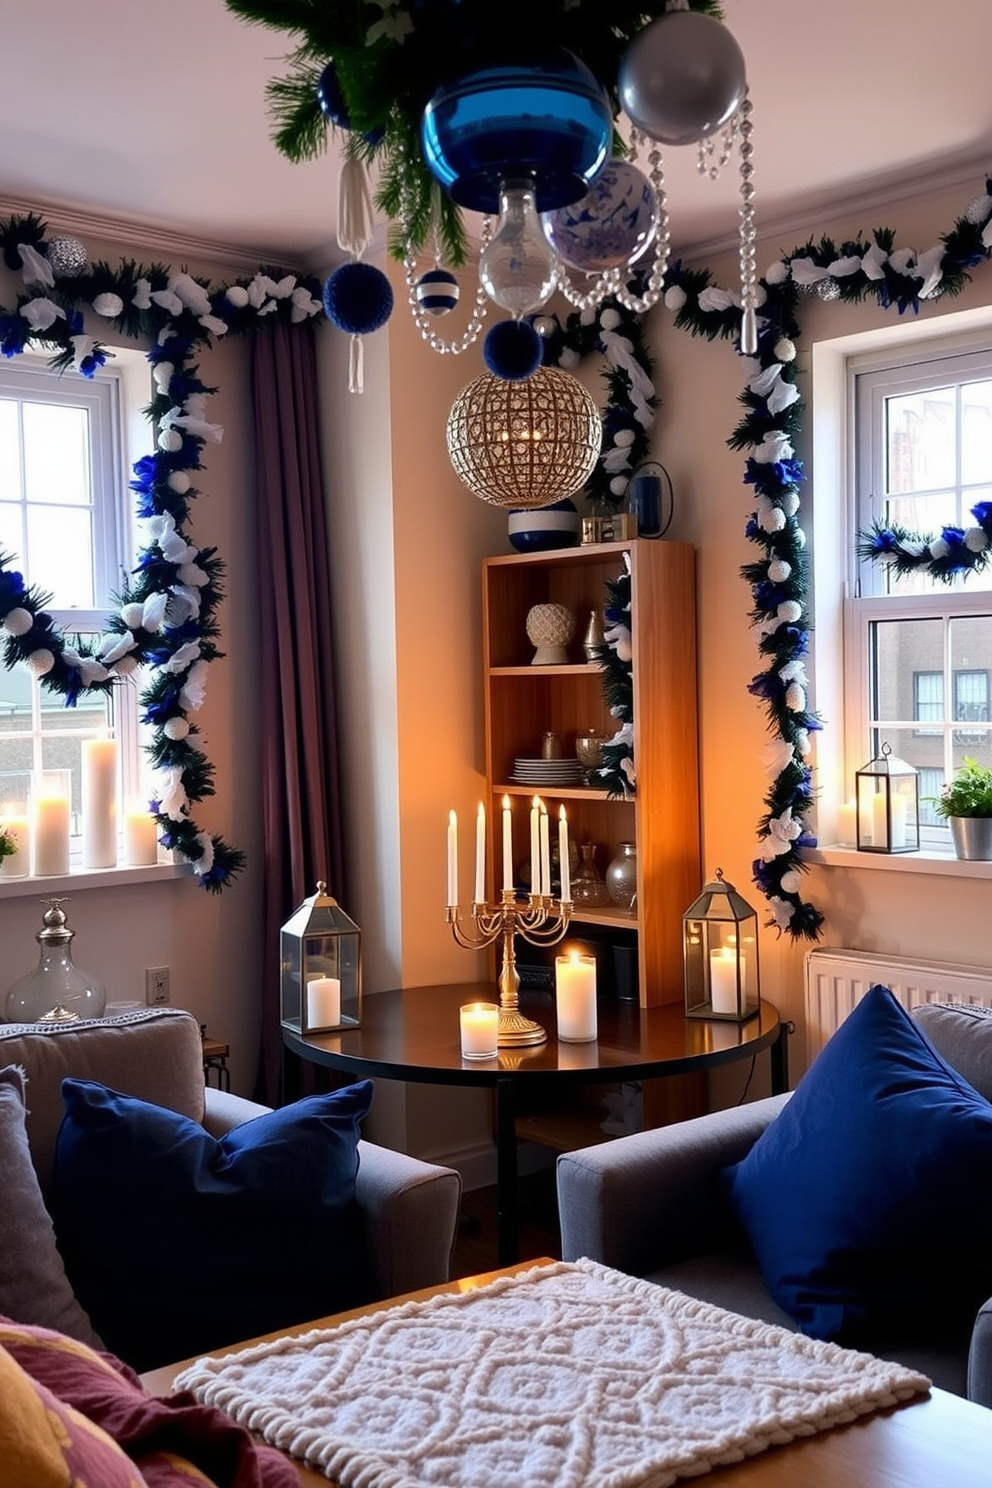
[306,976,341,1030]
[82,735,118,868]
[0,805,31,878]
[709,946,744,1016]
[459,1001,499,1059]
[555,951,597,1041]
[558,805,571,902]
[871,791,907,849]
[474,802,486,904]
[32,772,71,877]
[858,792,874,845]
[447,809,458,907]
[124,803,159,867]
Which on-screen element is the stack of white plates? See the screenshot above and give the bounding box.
[510,756,585,786]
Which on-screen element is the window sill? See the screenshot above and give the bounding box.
[806,845,992,880]
[0,861,193,898]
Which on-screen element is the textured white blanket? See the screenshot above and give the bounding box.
[175,1259,929,1488]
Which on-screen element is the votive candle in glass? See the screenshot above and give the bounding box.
[555,951,598,1042]
[460,1001,499,1059]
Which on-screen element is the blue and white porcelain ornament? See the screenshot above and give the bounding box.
[507,497,580,553]
[420,49,612,214]
[542,161,658,274]
[619,10,746,147]
[415,267,459,316]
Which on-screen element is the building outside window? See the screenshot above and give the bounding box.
[0,353,150,853]
[846,341,992,849]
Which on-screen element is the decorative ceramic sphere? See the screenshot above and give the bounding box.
[525,602,575,665]
[446,366,602,509]
[415,267,460,316]
[619,11,747,146]
[322,262,394,335]
[507,498,580,553]
[542,161,658,273]
[45,234,88,279]
[483,318,542,381]
[421,48,612,214]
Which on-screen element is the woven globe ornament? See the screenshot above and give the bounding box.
[446,366,602,509]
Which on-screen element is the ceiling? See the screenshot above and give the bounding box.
[2,2,991,271]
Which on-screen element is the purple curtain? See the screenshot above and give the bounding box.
[250,319,346,1105]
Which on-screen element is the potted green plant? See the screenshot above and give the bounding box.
[933,757,992,860]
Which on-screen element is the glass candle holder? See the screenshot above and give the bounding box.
[460,1001,499,1059]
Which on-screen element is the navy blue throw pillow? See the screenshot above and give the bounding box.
[50,1078,374,1372]
[725,985,992,1343]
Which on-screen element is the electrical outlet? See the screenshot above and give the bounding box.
[146,966,170,1005]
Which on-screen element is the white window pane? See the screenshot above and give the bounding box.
[872,617,943,722]
[917,767,946,827]
[885,387,955,494]
[962,379,992,486]
[913,670,943,734]
[0,400,20,500]
[26,505,94,607]
[22,402,91,506]
[0,502,24,564]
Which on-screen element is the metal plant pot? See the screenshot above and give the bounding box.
[949,816,992,861]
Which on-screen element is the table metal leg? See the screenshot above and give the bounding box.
[770,1020,791,1095]
[495,1077,518,1266]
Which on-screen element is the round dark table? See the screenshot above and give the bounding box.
[284,983,786,1265]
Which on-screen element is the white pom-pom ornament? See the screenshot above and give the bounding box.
[225,285,250,308]
[168,471,191,494]
[158,427,183,453]
[26,648,55,676]
[92,292,124,318]
[2,607,33,637]
[163,716,190,741]
[765,260,789,285]
[121,603,145,630]
[664,284,687,311]
[774,338,796,362]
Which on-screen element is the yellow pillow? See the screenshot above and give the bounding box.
[0,1342,147,1488]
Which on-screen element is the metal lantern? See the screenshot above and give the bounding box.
[446,367,602,509]
[682,868,760,1023]
[855,742,920,854]
[280,881,362,1035]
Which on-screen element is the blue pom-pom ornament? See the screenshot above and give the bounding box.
[484,319,542,382]
[323,263,394,335]
[415,268,460,316]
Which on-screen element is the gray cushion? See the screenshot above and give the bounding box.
[911,1001,992,1103]
[0,1064,101,1346]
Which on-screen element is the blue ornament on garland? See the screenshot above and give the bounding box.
[322,262,394,335]
[484,318,542,382]
[415,268,460,316]
[316,61,384,143]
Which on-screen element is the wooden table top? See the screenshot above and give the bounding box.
[141,1261,992,1488]
[283,981,782,1088]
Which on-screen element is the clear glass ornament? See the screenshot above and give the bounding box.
[4,898,107,1024]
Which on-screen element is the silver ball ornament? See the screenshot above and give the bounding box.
[45,234,88,279]
[531,315,558,339]
[816,278,841,301]
[619,11,747,147]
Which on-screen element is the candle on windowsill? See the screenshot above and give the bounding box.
[306,976,341,1030]
[871,790,907,850]
[82,735,118,869]
[460,1001,499,1059]
[555,951,597,1042]
[32,773,71,877]
[0,805,31,878]
[124,804,159,867]
[836,799,856,847]
[709,946,744,1016]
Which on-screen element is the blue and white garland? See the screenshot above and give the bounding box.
[0,214,323,890]
[545,179,992,940]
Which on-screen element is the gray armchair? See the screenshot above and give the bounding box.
[557,1000,992,1407]
[0,1007,461,1357]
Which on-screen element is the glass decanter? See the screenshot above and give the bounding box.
[4,898,107,1024]
[571,842,611,908]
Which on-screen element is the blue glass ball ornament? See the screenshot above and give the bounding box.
[483,319,542,382]
[619,11,747,147]
[507,497,580,553]
[317,61,352,128]
[542,160,658,274]
[322,263,394,335]
[415,268,460,316]
[420,49,612,215]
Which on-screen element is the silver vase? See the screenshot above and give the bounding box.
[950,816,992,860]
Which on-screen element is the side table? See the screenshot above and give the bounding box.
[201,1035,231,1091]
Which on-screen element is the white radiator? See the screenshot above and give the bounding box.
[804,948,992,1061]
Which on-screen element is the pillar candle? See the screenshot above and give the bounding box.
[709,947,743,1015]
[502,795,513,891]
[558,805,570,902]
[871,790,897,850]
[124,805,159,867]
[459,1001,499,1059]
[836,799,856,847]
[539,803,551,898]
[858,791,874,845]
[447,809,458,907]
[0,810,31,878]
[474,802,486,904]
[82,736,118,868]
[890,793,908,849]
[32,779,70,877]
[555,952,597,1041]
[306,976,341,1029]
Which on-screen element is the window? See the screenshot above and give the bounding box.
[0,352,151,856]
[847,342,992,850]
